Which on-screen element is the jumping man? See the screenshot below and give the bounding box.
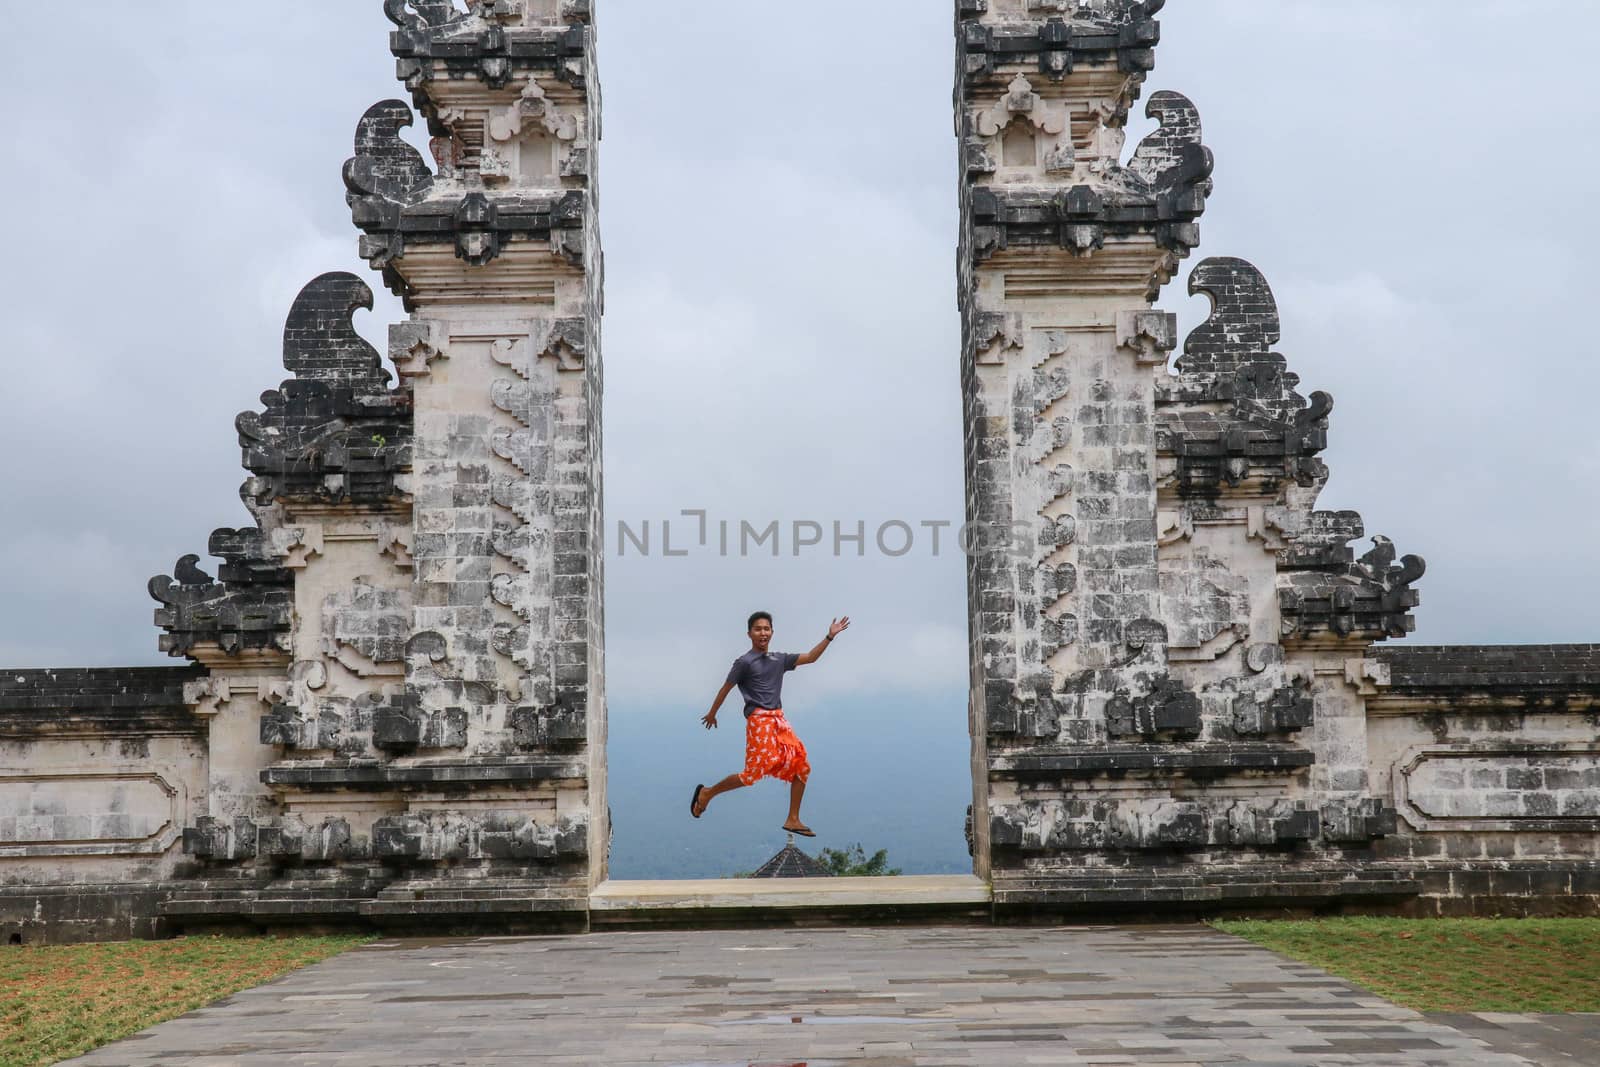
[689,611,850,837]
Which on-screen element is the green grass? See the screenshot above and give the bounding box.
[1215,917,1600,1014]
[0,935,367,1067]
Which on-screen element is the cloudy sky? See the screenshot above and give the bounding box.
[4,2,1598,869]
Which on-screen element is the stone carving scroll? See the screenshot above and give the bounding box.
[1127,92,1212,196]
[149,531,293,659]
[234,273,411,510]
[384,0,471,32]
[274,272,388,383]
[344,100,434,248]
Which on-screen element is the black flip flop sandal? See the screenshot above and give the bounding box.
[784,826,816,838]
[690,784,705,819]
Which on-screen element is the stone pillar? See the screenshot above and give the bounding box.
[149,0,606,926]
[349,0,607,903]
[956,0,1422,908]
[958,0,1210,888]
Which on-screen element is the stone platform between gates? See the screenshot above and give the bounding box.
[58,924,1593,1066]
[588,876,991,927]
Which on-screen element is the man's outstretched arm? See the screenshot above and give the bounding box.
[796,616,851,666]
[701,681,736,729]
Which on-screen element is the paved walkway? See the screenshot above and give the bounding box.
[62,925,1581,1066]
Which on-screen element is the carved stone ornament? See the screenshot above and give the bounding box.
[149,532,293,659]
[385,1,459,26]
[234,274,412,510]
[270,526,324,570]
[975,75,1072,172]
[389,320,449,379]
[183,676,232,718]
[380,525,415,569]
[489,80,580,144]
[1116,309,1177,364]
[344,100,434,240]
[974,312,1024,365]
[1027,0,1166,21]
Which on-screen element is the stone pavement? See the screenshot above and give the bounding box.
[61,925,1574,1066]
[1430,1012,1600,1066]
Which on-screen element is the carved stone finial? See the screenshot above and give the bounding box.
[1357,536,1428,594]
[385,0,469,31]
[149,529,294,660]
[279,272,387,384]
[172,554,213,586]
[1127,92,1210,190]
[346,101,432,200]
[232,274,411,511]
[1184,257,1281,367]
[1027,0,1164,23]
[344,101,436,276]
[1279,533,1426,643]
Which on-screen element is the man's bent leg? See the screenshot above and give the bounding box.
[694,773,747,816]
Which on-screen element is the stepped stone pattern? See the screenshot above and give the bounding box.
[0,1,1597,942]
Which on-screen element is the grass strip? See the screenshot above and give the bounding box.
[0,935,367,1067]
[1215,917,1600,1014]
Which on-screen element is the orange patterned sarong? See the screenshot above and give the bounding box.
[739,708,810,786]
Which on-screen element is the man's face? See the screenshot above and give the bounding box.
[749,619,773,652]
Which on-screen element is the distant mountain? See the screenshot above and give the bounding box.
[606,694,973,880]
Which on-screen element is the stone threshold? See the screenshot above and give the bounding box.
[588,875,991,925]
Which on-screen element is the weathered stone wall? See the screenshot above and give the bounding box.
[1361,646,1600,915]
[0,669,206,943]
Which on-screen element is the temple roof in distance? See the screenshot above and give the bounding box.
[752,840,833,879]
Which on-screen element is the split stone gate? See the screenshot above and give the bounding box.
[3,0,1598,943]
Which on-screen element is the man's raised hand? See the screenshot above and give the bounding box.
[829,616,852,640]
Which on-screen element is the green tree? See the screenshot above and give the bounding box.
[818,844,902,877]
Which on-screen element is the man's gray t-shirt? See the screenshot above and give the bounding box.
[727,650,800,717]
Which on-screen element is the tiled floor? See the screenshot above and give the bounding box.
[61,925,1569,1065]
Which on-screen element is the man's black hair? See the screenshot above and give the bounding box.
[747,611,773,631]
